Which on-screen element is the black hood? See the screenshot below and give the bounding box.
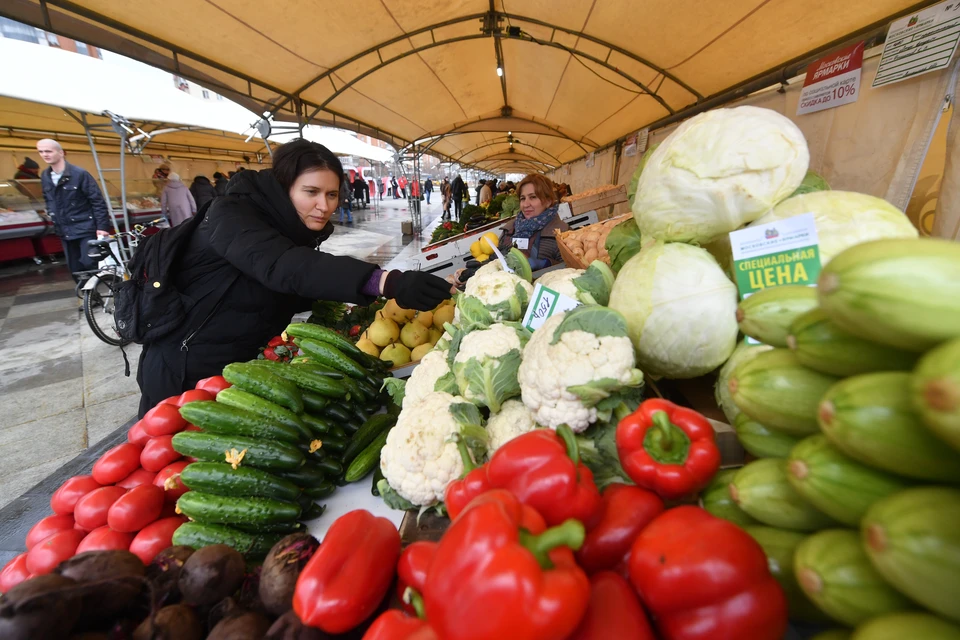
[192,175,212,185]
[225,169,334,247]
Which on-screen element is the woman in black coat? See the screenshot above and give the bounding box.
[189,175,218,210]
[136,140,451,415]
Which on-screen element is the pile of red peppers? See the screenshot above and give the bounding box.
[291,399,787,640]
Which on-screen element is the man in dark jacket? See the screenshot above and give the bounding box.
[424,178,433,205]
[452,174,466,220]
[475,180,485,206]
[36,138,113,282]
[189,175,218,210]
[213,172,229,197]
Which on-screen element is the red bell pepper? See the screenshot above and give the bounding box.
[629,506,788,640]
[576,483,664,575]
[363,610,437,640]
[616,399,721,500]
[485,425,602,528]
[568,571,656,640]
[267,336,286,347]
[294,510,401,633]
[396,541,437,615]
[423,489,590,640]
[444,438,492,521]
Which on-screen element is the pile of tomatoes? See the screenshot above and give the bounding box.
[0,375,231,592]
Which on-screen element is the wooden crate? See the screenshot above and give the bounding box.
[561,184,627,217]
[554,213,631,269]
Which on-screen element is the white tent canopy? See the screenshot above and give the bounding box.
[267,126,395,164]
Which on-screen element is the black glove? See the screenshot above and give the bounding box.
[383,270,452,311]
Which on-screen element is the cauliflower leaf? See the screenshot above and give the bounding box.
[382,378,405,408]
[572,261,615,306]
[449,323,531,413]
[605,218,643,274]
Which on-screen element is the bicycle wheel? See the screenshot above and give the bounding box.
[83,273,129,346]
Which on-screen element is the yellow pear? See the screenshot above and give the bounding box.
[428,326,443,345]
[416,310,433,327]
[380,343,411,367]
[356,337,380,357]
[383,298,416,324]
[411,342,433,362]
[401,321,430,349]
[368,315,400,347]
[433,304,455,329]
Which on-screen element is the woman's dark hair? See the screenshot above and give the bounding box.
[272,139,344,192]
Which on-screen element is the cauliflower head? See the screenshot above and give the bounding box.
[461,270,534,324]
[452,322,530,412]
[402,348,451,410]
[486,399,539,451]
[379,391,485,506]
[519,306,643,433]
[534,261,615,306]
[535,268,583,300]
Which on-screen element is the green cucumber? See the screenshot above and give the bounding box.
[285,322,368,361]
[328,425,347,439]
[313,457,343,477]
[215,386,310,440]
[303,481,336,499]
[730,459,838,531]
[301,390,329,413]
[222,362,304,414]
[276,463,327,488]
[177,491,300,525]
[343,413,397,464]
[794,529,913,626]
[344,429,389,482]
[171,431,304,471]
[372,466,385,496]
[700,469,760,527]
[234,521,304,535]
[294,338,367,379]
[180,401,301,443]
[247,359,349,399]
[301,412,334,436]
[744,526,830,623]
[818,372,960,482]
[308,433,347,455]
[786,435,912,527]
[172,522,282,558]
[300,502,327,521]
[179,462,301,502]
[862,487,960,623]
[321,403,353,424]
[733,413,801,459]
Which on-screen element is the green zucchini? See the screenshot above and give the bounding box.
[276,462,327,488]
[301,390,329,413]
[328,425,347,439]
[343,413,397,464]
[348,404,370,425]
[372,466,385,496]
[285,322,368,361]
[171,431,305,471]
[215,386,308,435]
[179,462,301,502]
[177,491,301,525]
[345,429,389,482]
[294,338,368,379]
[313,457,343,477]
[247,359,349,399]
[321,403,353,424]
[301,412,334,436]
[179,401,301,443]
[303,481,336,499]
[222,362,304,414]
[172,522,282,558]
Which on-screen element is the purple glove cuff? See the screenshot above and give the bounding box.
[361,268,384,297]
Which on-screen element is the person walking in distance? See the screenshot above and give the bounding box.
[380,175,388,200]
[441,178,452,220]
[398,174,408,199]
[424,177,433,205]
[162,173,198,227]
[391,176,399,199]
[451,174,466,221]
[36,138,113,283]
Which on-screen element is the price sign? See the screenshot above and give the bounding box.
[874,0,960,88]
[797,42,864,116]
[522,284,582,332]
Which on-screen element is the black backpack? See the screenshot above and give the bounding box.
[114,204,210,344]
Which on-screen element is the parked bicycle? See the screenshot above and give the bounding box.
[81,219,164,346]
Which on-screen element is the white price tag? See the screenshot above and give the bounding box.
[513,238,529,250]
[522,283,582,332]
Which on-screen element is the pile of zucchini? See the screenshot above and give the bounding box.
[170,323,398,557]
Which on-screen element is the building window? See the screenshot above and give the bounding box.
[76,41,89,55]
[45,32,60,47]
[202,90,210,99]
[0,17,40,43]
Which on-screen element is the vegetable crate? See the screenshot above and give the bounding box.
[559,184,627,218]
[555,214,631,269]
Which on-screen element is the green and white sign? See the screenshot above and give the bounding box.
[522,283,581,332]
[730,212,821,297]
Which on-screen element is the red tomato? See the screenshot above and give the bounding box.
[140,436,181,472]
[158,502,180,519]
[127,420,152,447]
[50,475,102,515]
[26,529,86,575]
[161,395,180,406]
[129,516,187,564]
[176,389,213,406]
[76,526,134,553]
[26,514,76,550]
[141,402,187,437]
[92,443,143,485]
[74,486,127,531]
[154,460,190,502]
[116,467,157,490]
[107,484,164,533]
[0,553,32,592]
[185,425,202,432]
[196,375,230,397]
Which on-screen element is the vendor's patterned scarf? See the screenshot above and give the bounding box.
[513,203,559,239]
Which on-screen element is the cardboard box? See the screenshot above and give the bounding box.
[554,213,631,269]
[400,220,413,235]
[562,184,627,217]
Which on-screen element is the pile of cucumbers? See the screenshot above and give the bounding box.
[170,323,398,557]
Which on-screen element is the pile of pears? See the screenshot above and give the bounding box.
[357,298,455,367]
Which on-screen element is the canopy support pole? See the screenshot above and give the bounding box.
[79,111,130,263]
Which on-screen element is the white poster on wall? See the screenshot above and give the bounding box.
[873,0,960,88]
